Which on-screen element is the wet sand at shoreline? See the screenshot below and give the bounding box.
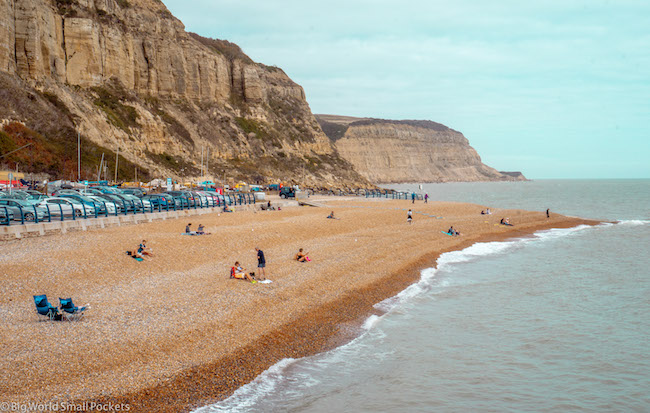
[0,198,598,412]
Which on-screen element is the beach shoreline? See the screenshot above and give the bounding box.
[0,198,599,412]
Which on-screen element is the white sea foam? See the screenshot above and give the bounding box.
[616,219,649,226]
[192,358,297,413]
[362,314,381,330]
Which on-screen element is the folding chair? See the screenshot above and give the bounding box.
[33,295,62,321]
[59,297,88,321]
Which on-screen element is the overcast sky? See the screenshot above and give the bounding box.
[163,0,649,179]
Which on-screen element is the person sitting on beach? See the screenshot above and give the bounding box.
[500,218,514,226]
[327,211,336,219]
[481,210,486,215]
[446,226,461,236]
[486,208,491,215]
[186,223,192,233]
[197,224,209,235]
[230,261,256,283]
[294,248,311,262]
[139,240,153,256]
[223,205,232,213]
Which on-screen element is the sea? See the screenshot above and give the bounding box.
[194,179,650,413]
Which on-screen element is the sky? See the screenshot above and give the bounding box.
[163,0,650,179]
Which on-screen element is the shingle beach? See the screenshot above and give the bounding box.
[0,197,598,412]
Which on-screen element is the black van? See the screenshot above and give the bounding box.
[279,187,296,198]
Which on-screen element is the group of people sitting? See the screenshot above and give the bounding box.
[230,247,310,284]
[186,223,209,235]
[481,208,492,215]
[447,226,461,236]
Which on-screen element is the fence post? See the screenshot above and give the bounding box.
[1,206,9,225]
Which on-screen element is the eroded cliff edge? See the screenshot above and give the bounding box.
[317,115,526,184]
[0,0,366,186]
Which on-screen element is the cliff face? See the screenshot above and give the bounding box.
[0,0,366,187]
[317,115,525,184]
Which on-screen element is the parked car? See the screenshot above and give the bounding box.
[0,207,15,223]
[0,190,31,200]
[165,191,194,207]
[38,197,94,217]
[190,191,211,207]
[95,186,121,194]
[52,189,80,196]
[58,194,103,213]
[0,199,48,221]
[120,194,151,210]
[279,187,296,198]
[81,188,105,196]
[196,191,221,207]
[142,194,175,208]
[94,194,130,212]
[85,196,118,214]
[120,188,147,197]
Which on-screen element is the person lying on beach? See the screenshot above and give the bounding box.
[294,248,311,262]
[230,261,256,283]
[500,218,514,226]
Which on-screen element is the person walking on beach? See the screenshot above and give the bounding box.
[255,247,267,280]
[546,208,550,218]
[407,209,413,224]
[411,193,415,204]
[424,193,429,203]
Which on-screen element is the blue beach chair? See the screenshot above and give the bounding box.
[33,295,62,321]
[59,298,88,321]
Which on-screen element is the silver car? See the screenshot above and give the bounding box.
[0,198,49,221]
[38,197,95,217]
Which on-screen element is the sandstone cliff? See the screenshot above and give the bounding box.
[0,0,366,187]
[317,115,526,184]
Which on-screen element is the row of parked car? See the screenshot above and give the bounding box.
[0,186,257,225]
